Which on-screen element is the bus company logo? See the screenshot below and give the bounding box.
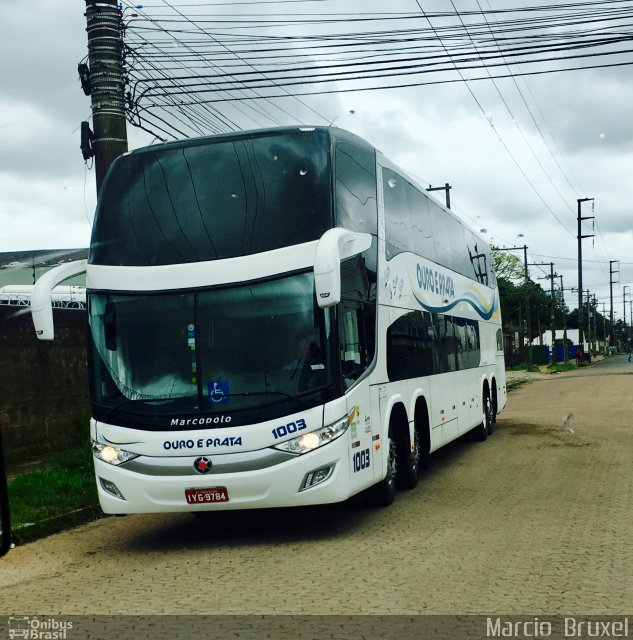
[193,456,212,474]
[416,262,455,299]
[163,436,243,450]
[170,415,232,427]
[8,616,73,639]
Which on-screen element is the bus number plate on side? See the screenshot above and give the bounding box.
[185,487,229,504]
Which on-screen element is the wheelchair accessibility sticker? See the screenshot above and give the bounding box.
[207,379,230,404]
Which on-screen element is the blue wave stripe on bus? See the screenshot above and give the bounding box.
[412,290,496,320]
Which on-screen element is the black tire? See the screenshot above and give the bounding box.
[367,431,397,507]
[473,391,492,441]
[396,426,421,490]
[488,392,495,435]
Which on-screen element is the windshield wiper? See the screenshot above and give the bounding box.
[95,396,186,423]
[96,390,310,423]
[210,391,309,410]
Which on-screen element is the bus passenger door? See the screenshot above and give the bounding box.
[339,299,377,492]
[345,382,376,491]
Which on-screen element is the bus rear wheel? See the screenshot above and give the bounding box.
[396,427,420,490]
[473,391,492,441]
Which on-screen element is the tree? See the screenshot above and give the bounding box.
[492,247,524,282]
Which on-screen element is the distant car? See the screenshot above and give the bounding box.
[1,261,23,269]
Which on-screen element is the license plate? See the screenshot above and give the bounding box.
[185,487,229,504]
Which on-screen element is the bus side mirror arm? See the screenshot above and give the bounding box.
[31,260,88,340]
[314,228,372,309]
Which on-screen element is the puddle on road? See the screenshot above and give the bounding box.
[501,420,592,448]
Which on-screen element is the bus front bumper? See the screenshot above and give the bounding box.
[94,439,353,514]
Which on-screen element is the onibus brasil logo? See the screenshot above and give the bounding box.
[8,616,73,639]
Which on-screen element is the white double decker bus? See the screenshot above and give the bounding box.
[32,126,506,513]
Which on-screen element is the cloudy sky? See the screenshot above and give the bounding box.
[2,0,632,319]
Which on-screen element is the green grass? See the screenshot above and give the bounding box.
[8,444,101,544]
[506,377,528,392]
[546,362,577,373]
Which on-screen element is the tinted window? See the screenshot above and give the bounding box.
[386,314,415,381]
[382,167,495,286]
[467,235,494,286]
[339,255,377,389]
[383,168,414,259]
[89,272,336,426]
[335,141,378,236]
[438,315,457,373]
[387,311,480,381]
[406,183,436,263]
[90,131,333,266]
[455,317,481,369]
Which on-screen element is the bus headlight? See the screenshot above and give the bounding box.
[92,439,139,465]
[273,408,354,455]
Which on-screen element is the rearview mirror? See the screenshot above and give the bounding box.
[31,260,87,340]
[314,228,372,309]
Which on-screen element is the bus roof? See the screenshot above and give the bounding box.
[123,126,374,158]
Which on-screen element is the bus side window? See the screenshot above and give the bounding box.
[339,257,376,388]
[383,167,413,260]
[438,315,457,373]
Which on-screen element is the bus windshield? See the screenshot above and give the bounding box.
[89,272,335,419]
[89,129,332,266]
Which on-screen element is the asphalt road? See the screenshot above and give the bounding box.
[2,358,632,621]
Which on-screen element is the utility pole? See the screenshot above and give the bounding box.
[83,0,128,195]
[549,264,557,364]
[609,260,619,350]
[592,294,598,356]
[585,289,593,358]
[559,275,569,363]
[577,198,594,352]
[538,263,557,364]
[624,285,630,350]
[505,245,532,370]
[426,183,452,209]
[524,244,532,370]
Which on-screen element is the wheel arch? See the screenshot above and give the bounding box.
[413,394,431,457]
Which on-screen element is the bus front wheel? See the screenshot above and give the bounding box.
[367,430,397,507]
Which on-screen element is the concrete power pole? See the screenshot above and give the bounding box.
[83,0,128,195]
[559,275,569,363]
[504,245,533,370]
[523,245,532,370]
[624,285,630,350]
[426,183,452,209]
[609,260,619,350]
[592,294,598,356]
[547,263,556,364]
[577,198,594,351]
